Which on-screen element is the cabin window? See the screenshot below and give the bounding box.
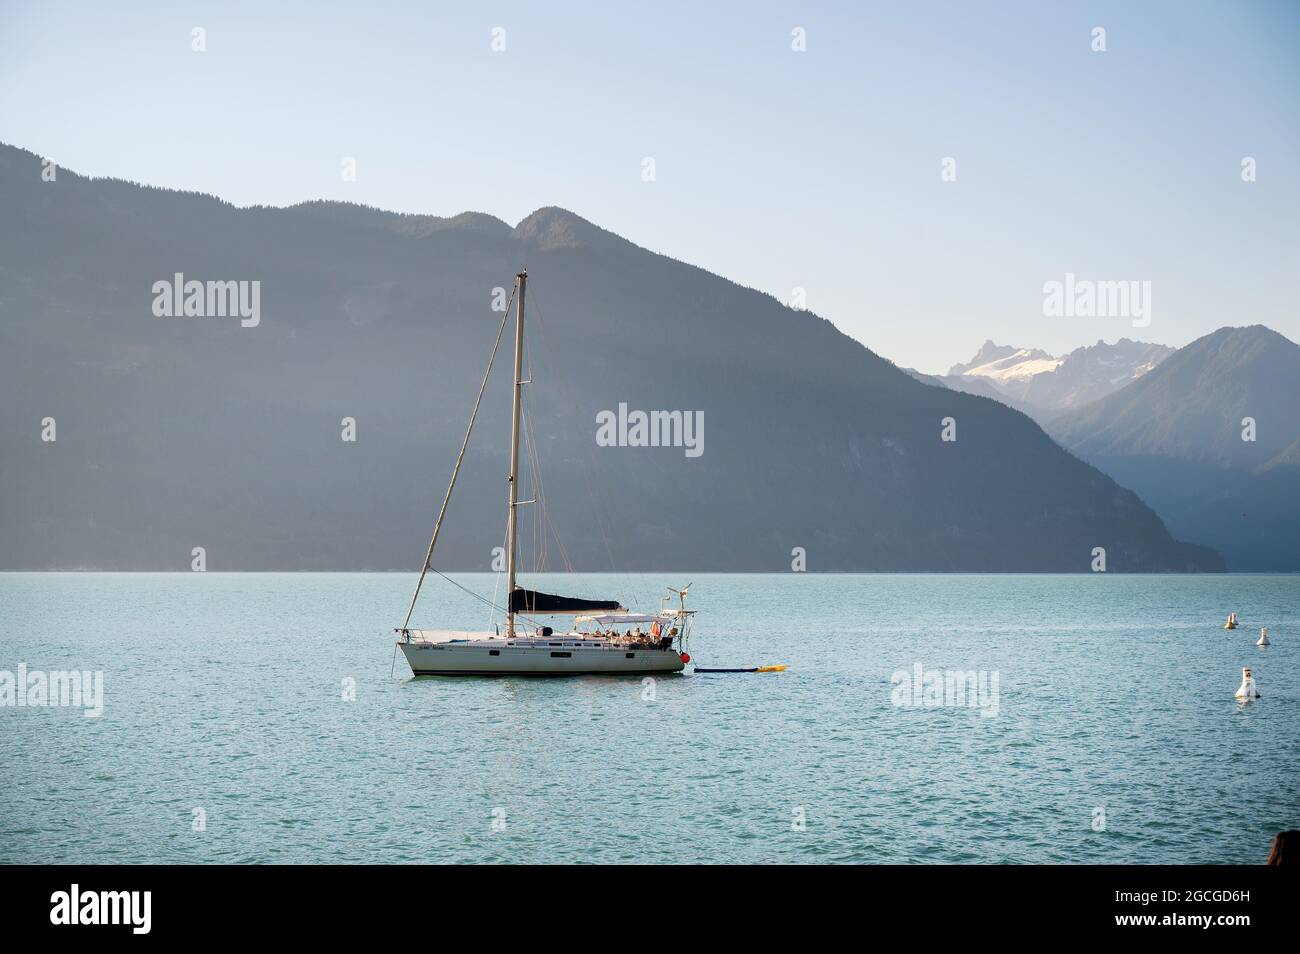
[549,642,563,647]
[550,651,572,658]
[625,653,635,659]
[489,650,500,656]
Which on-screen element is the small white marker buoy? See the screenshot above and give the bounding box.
[1235,666,1260,700]
[1258,627,1270,647]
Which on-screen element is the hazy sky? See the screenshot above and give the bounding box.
[2,0,1297,371]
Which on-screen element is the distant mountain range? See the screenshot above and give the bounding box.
[921,339,1176,421]
[0,142,1221,571]
[1048,326,1300,571]
[909,329,1299,570]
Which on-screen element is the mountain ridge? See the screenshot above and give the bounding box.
[1048,325,1300,570]
[0,141,1220,571]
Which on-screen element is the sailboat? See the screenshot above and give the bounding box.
[396,269,695,676]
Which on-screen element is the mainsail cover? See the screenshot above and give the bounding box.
[509,588,623,614]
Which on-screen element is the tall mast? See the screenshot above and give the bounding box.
[505,268,527,638]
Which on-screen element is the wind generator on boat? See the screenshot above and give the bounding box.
[395,269,695,676]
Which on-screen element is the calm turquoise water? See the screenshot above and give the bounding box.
[1,573,1296,864]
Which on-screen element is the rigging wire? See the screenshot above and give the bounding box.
[520,287,594,589]
[521,346,577,576]
[487,519,508,631]
[401,274,661,639]
[426,566,542,631]
[528,282,653,611]
[522,390,573,574]
[399,280,516,633]
[525,398,542,571]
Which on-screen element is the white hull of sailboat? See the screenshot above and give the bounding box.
[392,272,700,676]
[400,639,686,676]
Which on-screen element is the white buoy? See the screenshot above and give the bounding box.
[1235,666,1260,700]
[1258,627,1270,647]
